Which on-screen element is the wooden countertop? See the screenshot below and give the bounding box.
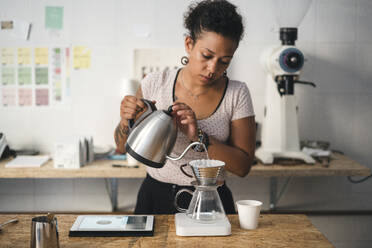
[0,153,370,178]
[0,214,334,248]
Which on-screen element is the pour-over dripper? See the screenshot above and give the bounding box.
[181,159,225,186]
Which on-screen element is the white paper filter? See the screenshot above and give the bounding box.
[189,159,225,168]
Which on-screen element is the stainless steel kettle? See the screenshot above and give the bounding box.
[125,99,201,168]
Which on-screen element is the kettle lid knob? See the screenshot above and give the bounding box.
[164,105,173,116]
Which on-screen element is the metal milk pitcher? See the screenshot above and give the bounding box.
[125,99,201,168]
[30,215,59,248]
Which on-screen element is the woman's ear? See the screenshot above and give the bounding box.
[184,36,194,54]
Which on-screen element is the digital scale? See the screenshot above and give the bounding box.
[175,213,231,236]
[69,215,154,237]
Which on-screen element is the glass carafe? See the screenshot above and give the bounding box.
[174,181,227,223]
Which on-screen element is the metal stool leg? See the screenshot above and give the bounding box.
[109,178,118,212]
[269,177,291,210]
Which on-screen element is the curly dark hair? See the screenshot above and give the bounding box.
[184,0,244,45]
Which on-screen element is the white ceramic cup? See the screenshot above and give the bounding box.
[236,200,263,230]
[126,153,138,166]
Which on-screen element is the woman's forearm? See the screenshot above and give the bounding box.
[115,88,144,154]
[207,136,255,177]
[114,122,129,154]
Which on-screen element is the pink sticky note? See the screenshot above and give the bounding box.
[18,88,32,106]
[2,88,16,106]
[35,88,49,106]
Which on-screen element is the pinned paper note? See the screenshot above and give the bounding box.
[35,67,49,85]
[51,47,62,102]
[52,47,61,67]
[65,47,71,97]
[66,47,70,75]
[35,88,49,106]
[1,88,16,106]
[18,48,31,65]
[18,67,32,85]
[1,68,15,85]
[1,48,15,65]
[1,21,13,30]
[53,81,62,101]
[35,47,49,65]
[11,20,31,40]
[45,6,64,30]
[18,88,32,106]
[73,46,91,69]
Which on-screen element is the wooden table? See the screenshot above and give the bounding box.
[0,214,334,248]
[0,153,370,210]
[1,153,369,178]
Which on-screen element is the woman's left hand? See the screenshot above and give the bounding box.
[172,102,198,142]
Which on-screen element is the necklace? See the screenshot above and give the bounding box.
[180,70,208,100]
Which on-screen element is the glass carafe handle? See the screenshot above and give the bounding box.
[174,189,194,213]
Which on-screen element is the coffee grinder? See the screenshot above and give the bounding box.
[255,0,316,164]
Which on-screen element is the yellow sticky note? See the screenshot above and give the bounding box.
[35,47,49,65]
[1,48,15,65]
[73,46,82,69]
[81,49,91,69]
[18,48,31,65]
[73,46,91,69]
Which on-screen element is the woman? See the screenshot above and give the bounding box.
[114,0,256,214]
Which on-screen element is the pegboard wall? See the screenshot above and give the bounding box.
[133,48,185,80]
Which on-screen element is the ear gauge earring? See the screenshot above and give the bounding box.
[181,56,189,65]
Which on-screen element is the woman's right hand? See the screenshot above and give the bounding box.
[120,95,147,128]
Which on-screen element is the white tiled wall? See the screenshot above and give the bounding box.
[0,0,371,220]
[316,0,357,43]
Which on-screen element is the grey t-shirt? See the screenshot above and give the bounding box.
[141,68,255,186]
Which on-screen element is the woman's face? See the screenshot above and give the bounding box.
[185,31,238,85]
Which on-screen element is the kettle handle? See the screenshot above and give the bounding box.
[128,99,157,132]
[165,141,202,161]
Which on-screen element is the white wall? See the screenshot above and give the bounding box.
[0,0,372,212]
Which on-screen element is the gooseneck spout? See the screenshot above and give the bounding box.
[166,141,202,161]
